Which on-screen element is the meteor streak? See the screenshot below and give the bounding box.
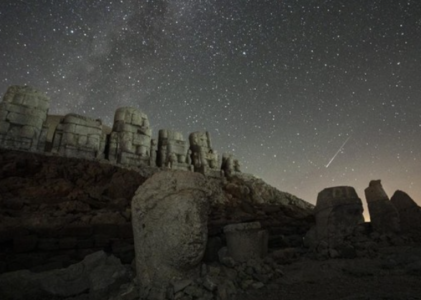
[325,136,351,168]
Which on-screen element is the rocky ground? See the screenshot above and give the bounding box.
[238,245,421,300]
[1,149,421,300]
[2,244,420,300]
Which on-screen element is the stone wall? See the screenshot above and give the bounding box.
[0,223,134,274]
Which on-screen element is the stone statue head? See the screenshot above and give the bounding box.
[132,171,211,297]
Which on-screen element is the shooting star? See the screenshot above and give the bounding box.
[325,136,351,168]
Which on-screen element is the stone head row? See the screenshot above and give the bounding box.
[0,85,241,177]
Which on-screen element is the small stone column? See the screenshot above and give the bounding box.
[365,180,400,233]
[224,222,268,262]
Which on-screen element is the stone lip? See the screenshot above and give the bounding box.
[224,222,262,233]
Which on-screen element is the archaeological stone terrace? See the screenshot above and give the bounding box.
[0,85,241,177]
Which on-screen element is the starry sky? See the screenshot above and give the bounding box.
[1,0,421,214]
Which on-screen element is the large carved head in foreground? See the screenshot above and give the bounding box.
[131,171,211,298]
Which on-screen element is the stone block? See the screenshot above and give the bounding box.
[21,95,39,107]
[132,133,150,146]
[38,238,59,251]
[77,134,87,145]
[3,102,46,119]
[0,121,10,134]
[87,134,100,148]
[76,124,101,135]
[6,112,44,127]
[13,235,38,253]
[77,238,94,249]
[94,235,110,247]
[224,222,267,262]
[62,132,77,146]
[122,123,139,134]
[0,109,8,120]
[94,224,119,237]
[59,238,78,249]
[19,125,38,139]
[61,225,93,237]
[0,102,26,114]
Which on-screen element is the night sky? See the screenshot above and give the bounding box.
[1,0,420,213]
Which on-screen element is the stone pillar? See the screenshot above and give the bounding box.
[131,171,210,300]
[365,180,400,233]
[224,222,268,262]
[313,186,364,249]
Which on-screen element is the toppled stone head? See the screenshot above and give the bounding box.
[131,171,211,300]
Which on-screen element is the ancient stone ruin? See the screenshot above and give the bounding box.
[131,171,210,300]
[51,113,106,159]
[365,180,400,233]
[0,86,242,177]
[157,129,191,170]
[0,86,50,151]
[305,186,364,256]
[223,222,268,262]
[189,131,221,177]
[108,107,153,167]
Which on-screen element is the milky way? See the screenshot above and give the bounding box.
[1,0,421,213]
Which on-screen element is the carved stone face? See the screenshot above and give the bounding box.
[156,196,208,269]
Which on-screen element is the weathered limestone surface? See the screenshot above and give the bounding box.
[189,131,220,177]
[0,86,50,151]
[131,171,210,300]
[51,113,106,159]
[157,129,192,170]
[391,190,421,233]
[108,107,152,167]
[224,222,268,262]
[365,180,400,233]
[308,186,364,251]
